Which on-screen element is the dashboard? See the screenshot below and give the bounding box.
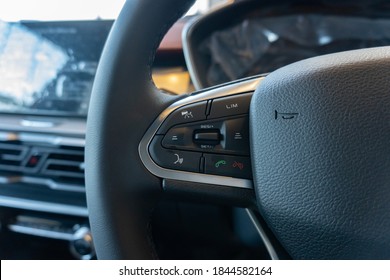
[0,21,104,219]
[0,20,110,259]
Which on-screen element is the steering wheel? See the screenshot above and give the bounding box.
[85,0,390,259]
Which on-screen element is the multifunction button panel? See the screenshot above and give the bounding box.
[149,93,253,179]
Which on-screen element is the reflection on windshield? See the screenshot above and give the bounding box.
[0,20,69,112]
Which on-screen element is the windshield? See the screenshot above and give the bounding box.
[0,0,222,22]
[0,0,126,21]
[0,0,226,117]
[0,1,123,116]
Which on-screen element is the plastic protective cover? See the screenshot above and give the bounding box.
[200,14,390,86]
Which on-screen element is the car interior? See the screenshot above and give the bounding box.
[0,0,389,260]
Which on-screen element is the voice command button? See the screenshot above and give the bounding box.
[149,136,201,172]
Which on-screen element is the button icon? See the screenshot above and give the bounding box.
[234,132,243,140]
[275,110,299,120]
[226,103,239,109]
[200,145,214,149]
[215,160,227,168]
[26,154,42,168]
[232,161,244,170]
[171,135,178,141]
[209,93,252,119]
[181,110,193,119]
[204,154,251,179]
[173,154,184,165]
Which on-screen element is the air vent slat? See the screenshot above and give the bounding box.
[0,148,22,156]
[47,153,84,162]
[42,159,84,178]
[0,143,29,170]
[0,140,85,192]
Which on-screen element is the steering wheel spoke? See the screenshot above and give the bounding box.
[139,76,264,208]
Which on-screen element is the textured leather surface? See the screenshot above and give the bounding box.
[85,0,194,259]
[250,47,390,259]
[163,179,257,209]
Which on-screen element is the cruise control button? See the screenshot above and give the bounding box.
[162,119,224,152]
[193,130,221,144]
[224,116,250,155]
[209,93,252,119]
[161,117,250,155]
[162,127,192,149]
[157,101,208,134]
[204,154,252,179]
[149,136,201,172]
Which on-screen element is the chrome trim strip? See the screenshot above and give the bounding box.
[8,224,74,241]
[0,115,86,136]
[246,209,279,260]
[139,77,264,190]
[0,131,85,147]
[0,196,88,217]
[21,119,56,128]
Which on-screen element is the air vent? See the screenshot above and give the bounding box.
[0,142,29,171]
[42,148,84,179]
[0,139,85,192]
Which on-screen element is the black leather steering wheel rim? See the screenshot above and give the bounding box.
[85,0,195,259]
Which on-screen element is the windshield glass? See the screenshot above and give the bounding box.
[0,0,126,21]
[0,1,125,116]
[0,0,225,116]
[0,0,219,22]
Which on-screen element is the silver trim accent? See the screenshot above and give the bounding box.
[139,77,264,189]
[0,115,86,136]
[9,222,95,259]
[0,131,85,147]
[70,226,95,260]
[0,196,88,217]
[21,119,56,128]
[8,224,74,241]
[246,209,279,260]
